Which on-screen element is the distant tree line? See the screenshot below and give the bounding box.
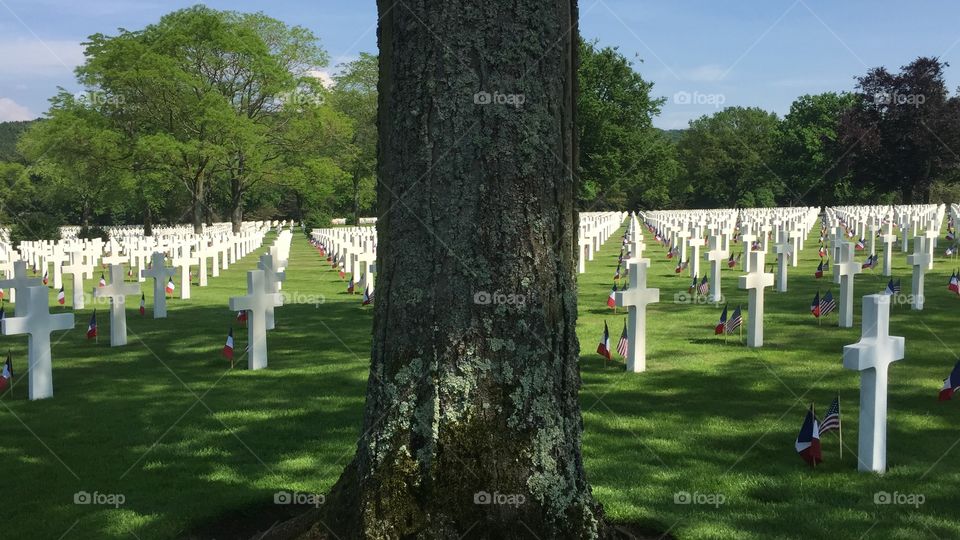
[1,7,959,239]
[0,5,377,238]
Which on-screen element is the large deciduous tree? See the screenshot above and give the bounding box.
[577,40,677,210]
[271,0,606,538]
[676,107,782,208]
[840,57,960,204]
[331,53,378,224]
[776,92,857,205]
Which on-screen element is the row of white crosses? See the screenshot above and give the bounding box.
[576,213,627,274]
[826,204,951,317]
[0,222,285,400]
[616,213,658,372]
[7,222,272,309]
[311,226,378,293]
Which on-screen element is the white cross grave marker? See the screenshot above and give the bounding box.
[842,293,904,473]
[705,234,727,303]
[229,270,282,370]
[835,242,862,328]
[141,253,177,319]
[0,261,42,316]
[1,286,75,400]
[906,236,930,311]
[738,251,774,347]
[94,265,141,347]
[614,261,659,373]
[257,253,286,331]
[881,221,897,277]
[774,228,790,293]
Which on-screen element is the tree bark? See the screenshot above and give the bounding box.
[231,177,243,233]
[191,173,205,234]
[144,204,153,237]
[303,1,603,538]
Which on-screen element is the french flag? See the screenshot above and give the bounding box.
[223,328,235,360]
[99,274,107,287]
[236,310,248,323]
[607,283,618,308]
[810,291,821,318]
[596,322,611,360]
[949,271,960,294]
[139,294,146,316]
[347,278,355,294]
[715,305,727,335]
[42,271,49,285]
[0,354,11,393]
[57,286,66,305]
[795,406,822,466]
[87,311,98,339]
[939,361,960,401]
[815,260,824,279]
[362,286,373,306]
[165,278,176,295]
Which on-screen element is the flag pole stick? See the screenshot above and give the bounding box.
[812,401,817,469]
[838,392,843,461]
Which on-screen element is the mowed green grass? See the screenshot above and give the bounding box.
[580,222,960,539]
[3,223,960,539]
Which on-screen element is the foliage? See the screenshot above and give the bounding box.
[837,57,960,204]
[577,40,678,211]
[675,107,782,208]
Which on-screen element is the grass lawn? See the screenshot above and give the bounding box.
[3,222,960,539]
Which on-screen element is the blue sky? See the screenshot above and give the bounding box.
[2,0,960,128]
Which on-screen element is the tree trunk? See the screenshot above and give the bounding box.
[302,1,603,538]
[192,174,205,234]
[144,205,153,237]
[231,177,243,233]
[352,171,362,225]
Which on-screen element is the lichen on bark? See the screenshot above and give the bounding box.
[294,0,607,538]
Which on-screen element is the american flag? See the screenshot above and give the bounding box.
[726,305,743,333]
[855,238,865,250]
[697,275,709,296]
[820,291,837,316]
[820,396,841,435]
[617,321,629,358]
[862,254,878,270]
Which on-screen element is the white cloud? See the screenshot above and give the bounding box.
[0,39,85,76]
[0,97,34,121]
[307,69,335,89]
[681,64,728,83]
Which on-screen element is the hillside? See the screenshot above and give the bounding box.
[0,120,38,161]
